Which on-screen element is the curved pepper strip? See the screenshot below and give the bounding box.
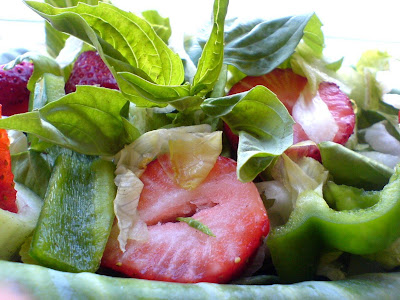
[267,166,400,283]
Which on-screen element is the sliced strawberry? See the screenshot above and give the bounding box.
[65,51,119,94]
[102,155,269,283]
[0,106,18,213]
[228,69,307,114]
[226,68,355,160]
[0,61,33,116]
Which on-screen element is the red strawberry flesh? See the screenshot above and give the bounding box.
[226,68,355,160]
[65,51,119,94]
[102,155,269,283]
[0,105,18,213]
[0,61,33,116]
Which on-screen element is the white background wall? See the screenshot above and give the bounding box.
[1,0,400,66]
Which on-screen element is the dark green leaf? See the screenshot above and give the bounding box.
[223,14,313,76]
[201,86,294,182]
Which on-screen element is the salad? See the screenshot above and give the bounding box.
[1,0,400,298]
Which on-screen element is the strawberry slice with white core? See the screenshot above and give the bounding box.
[226,69,355,160]
[102,155,269,283]
[292,90,339,143]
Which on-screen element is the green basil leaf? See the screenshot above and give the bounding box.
[118,72,197,111]
[44,21,69,58]
[201,86,294,182]
[43,0,101,57]
[223,14,313,76]
[141,10,171,44]
[0,86,139,156]
[176,217,215,237]
[25,1,184,86]
[192,0,228,95]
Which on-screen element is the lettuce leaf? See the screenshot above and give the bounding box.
[256,154,328,227]
[2,260,400,299]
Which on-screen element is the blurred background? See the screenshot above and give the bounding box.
[1,0,400,66]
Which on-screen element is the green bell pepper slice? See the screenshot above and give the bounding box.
[28,151,116,273]
[323,181,380,211]
[267,165,400,283]
[319,141,393,191]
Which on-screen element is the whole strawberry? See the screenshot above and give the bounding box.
[65,51,119,94]
[0,61,33,116]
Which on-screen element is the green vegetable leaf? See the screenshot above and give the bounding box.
[176,217,216,237]
[44,21,69,58]
[0,86,139,156]
[31,73,65,110]
[201,86,294,182]
[298,13,324,59]
[25,1,184,86]
[43,0,103,57]
[118,72,202,111]
[288,14,345,93]
[223,14,313,76]
[11,151,53,199]
[2,260,400,298]
[192,0,228,95]
[141,10,171,44]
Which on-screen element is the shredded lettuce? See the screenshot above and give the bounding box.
[256,154,328,227]
[7,130,28,155]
